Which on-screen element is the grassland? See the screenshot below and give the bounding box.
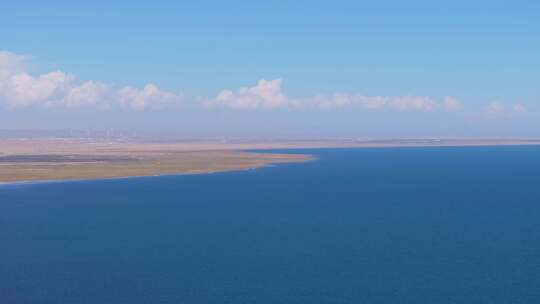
[0,140,313,183]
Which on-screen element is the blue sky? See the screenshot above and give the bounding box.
[0,0,538,138]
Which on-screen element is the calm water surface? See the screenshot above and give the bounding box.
[1,147,540,303]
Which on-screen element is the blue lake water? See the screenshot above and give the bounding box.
[1,147,540,303]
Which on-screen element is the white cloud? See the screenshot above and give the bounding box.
[63,81,112,109]
[443,96,463,111]
[2,71,74,108]
[0,50,181,110]
[0,51,27,80]
[486,102,528,117]
[388,96,438,112]
[307,94,462,112]
[9,53,532,121]
[205,79,290,109]
[487,102,505,115]
[315,94,387,109]
[206,79,464,113]
[118,84,180,111]
[513,104,528,114]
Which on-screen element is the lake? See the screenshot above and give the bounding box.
[1,147,540,303]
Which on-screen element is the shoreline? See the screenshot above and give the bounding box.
[0,166,261,187]
[0,151,314,186]
[1,139,540,185]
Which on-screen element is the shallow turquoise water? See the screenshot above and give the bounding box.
[1,147,540,303]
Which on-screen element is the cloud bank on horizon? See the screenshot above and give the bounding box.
[203,79,530,117]
[0,51,181,111]
[204,78,464,112]
[0,50,530,117]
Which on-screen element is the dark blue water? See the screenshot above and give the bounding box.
[1,147,540,304]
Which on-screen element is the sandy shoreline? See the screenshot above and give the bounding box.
[0,141,314,183]
[1,139,539,184]
[0,162,290,186]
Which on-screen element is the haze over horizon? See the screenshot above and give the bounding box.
[1,1,538,139]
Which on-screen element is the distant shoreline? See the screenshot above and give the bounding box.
[0,143,314,184]
[0,161,298,187]
[1,139,539,184]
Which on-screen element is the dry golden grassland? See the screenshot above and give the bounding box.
[0,140,312,183]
